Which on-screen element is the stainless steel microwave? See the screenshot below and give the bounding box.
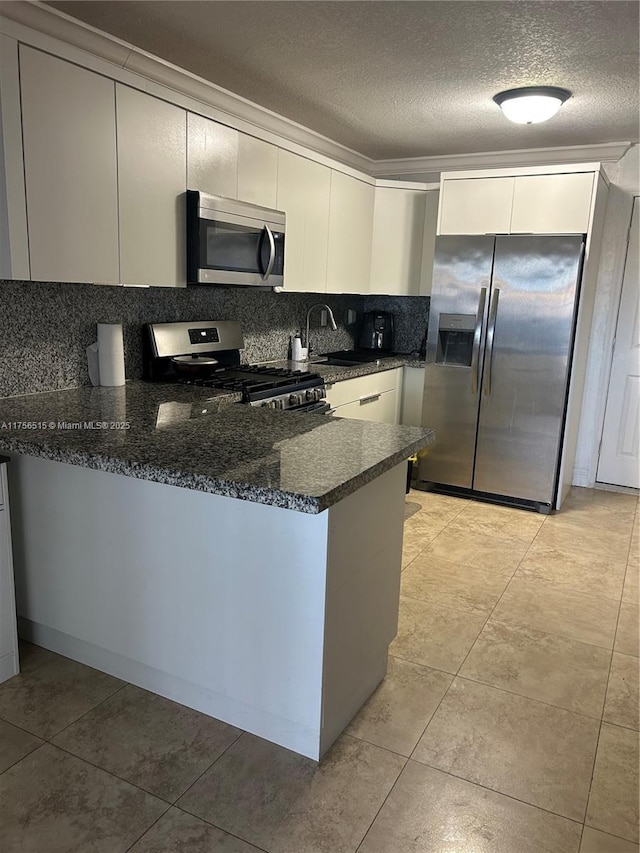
[187,191,285,287]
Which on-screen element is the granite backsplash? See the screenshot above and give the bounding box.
[0,279,429,398]
[363,295,430,355]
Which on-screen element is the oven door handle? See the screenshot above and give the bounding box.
[261,225,276,280]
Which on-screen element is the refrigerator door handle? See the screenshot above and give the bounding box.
[483,288,500,396]
[471,287,487,394]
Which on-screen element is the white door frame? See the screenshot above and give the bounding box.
[586,193,636,487]
[596,195,640,492]
[573,147,639,488]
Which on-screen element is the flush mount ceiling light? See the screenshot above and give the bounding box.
[493,86,571,124]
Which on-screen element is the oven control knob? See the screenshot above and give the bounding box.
[305,389,316,401]
[275,398,284,410]
[289,393,299,406]
[269,400,278,409]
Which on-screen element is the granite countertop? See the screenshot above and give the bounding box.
[0,381,433,514]
[265,354,425,384]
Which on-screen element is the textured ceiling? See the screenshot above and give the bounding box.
[47,1,639,160]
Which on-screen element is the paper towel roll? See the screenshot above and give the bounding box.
[97,323,125,387]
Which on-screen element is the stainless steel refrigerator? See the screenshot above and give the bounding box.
[416,235,585,512]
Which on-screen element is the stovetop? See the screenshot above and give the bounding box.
[178,365,320,391]
[174,365,327,409]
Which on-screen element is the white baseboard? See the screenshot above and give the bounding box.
[594,482,640,496]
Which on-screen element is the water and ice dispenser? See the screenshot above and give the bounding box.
[435,314,475,366]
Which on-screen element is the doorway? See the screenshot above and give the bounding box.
[597,196,640,489]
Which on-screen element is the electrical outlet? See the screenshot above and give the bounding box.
[346,309,357,325]
[320,309,328,327]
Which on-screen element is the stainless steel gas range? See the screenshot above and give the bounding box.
[143,321,330,414]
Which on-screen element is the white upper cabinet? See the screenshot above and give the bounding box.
[438,177,514,235]
[370,186,428,295]
[187,113,238,199]
[237,135,278,208]
[117,85,187,287]
[0,36,29,281]
[438,169,596,236]
[510,172,594,234]
[326,171,375,293]
[276,149,330,293]
[20,46,119,284]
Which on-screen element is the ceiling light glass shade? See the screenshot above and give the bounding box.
[493,86,571,124]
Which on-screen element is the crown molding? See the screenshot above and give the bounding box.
[0,2,633,183]
[371,142,632,178]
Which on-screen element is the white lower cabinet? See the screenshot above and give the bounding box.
[328,369,402,424]
[332,389,399,423]
[0,463,19,683]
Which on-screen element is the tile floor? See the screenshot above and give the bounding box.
[0,486,638,852]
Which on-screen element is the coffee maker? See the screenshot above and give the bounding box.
[358,311,395,352]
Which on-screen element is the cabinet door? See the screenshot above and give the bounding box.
[401,366,425,426]
[117,85,187,287]
[237,135,278,207]
[276,150,330,292]
[510,173,594,234]
[0,36,29,281]
[419,191,439,296]
[439,177,514,235]
[326,171,375,293]
[332,388,398,423]
[20,46,119,284]
[326,368,400,408]
[187,113,238,198]
[370,187,426,295]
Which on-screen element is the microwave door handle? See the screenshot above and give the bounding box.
[471,286,487,394]
[261,225,276,280]
[483,287,500,396]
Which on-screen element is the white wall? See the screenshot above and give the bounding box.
[573,145,639,487]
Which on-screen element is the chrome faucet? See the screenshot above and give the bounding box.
[305,303,337,358]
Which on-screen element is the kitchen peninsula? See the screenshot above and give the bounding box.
[0,382,433,760]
